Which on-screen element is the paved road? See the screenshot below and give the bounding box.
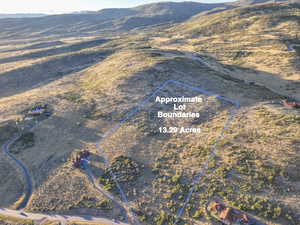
[0,208,129,225]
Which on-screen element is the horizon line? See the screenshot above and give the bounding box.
[0,0,236,15]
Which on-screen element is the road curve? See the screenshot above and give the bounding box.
[2,124,36,210]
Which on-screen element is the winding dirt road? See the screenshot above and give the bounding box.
[1,124,130,225]
[2,124,35,210]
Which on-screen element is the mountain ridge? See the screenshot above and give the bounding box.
[1,0,293,39]
[0,1,232,39]
[0,13,47,19]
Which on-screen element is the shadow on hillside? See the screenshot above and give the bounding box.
[0,156,25,208]
[0,120,18,145]
[90,152,106,164]
[0,41,65,53]
[0,36,62,47]
[0,39,110,64]
[0,49,114,98]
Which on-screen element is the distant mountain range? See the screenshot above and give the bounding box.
[0,14,47,19]
[0,0,295,39]
[0,1,230,39]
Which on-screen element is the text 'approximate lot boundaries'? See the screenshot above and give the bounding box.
[96,79,240,225]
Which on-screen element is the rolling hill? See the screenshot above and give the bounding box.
[0,1,292,40]
[232,0,289,6]
[0,1,300,225]
[157,2,300,101]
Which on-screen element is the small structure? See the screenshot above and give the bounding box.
[72,150,91,168]
[208,200,258,225]
[283,99,300,109]
[28,105,46,116]
[24,104,52,120]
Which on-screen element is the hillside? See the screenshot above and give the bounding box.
[0,1,300,225]
[0,33,299,225]
[79,47,299,225]
[153,2,300,101]
[232,0,289,6]
[2,1,287,40]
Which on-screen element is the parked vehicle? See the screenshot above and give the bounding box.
[283,99,300,109]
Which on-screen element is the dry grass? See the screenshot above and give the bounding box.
[0,6,299,224]
[80,49,160,94]
[0,157,25,208]
[0,214,34,225]
[151,3,300,101]
[93,97,300,224]
[69,222,106,225]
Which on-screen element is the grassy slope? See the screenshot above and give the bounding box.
[77,44,299,224]
[154,3,300,101]
[0,5,299,224]
[0,38,120,219]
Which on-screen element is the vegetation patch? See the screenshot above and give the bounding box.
[77,197,113,210]
[223,51,252,60]
[99,155,141,188]
[58,92,84,104]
